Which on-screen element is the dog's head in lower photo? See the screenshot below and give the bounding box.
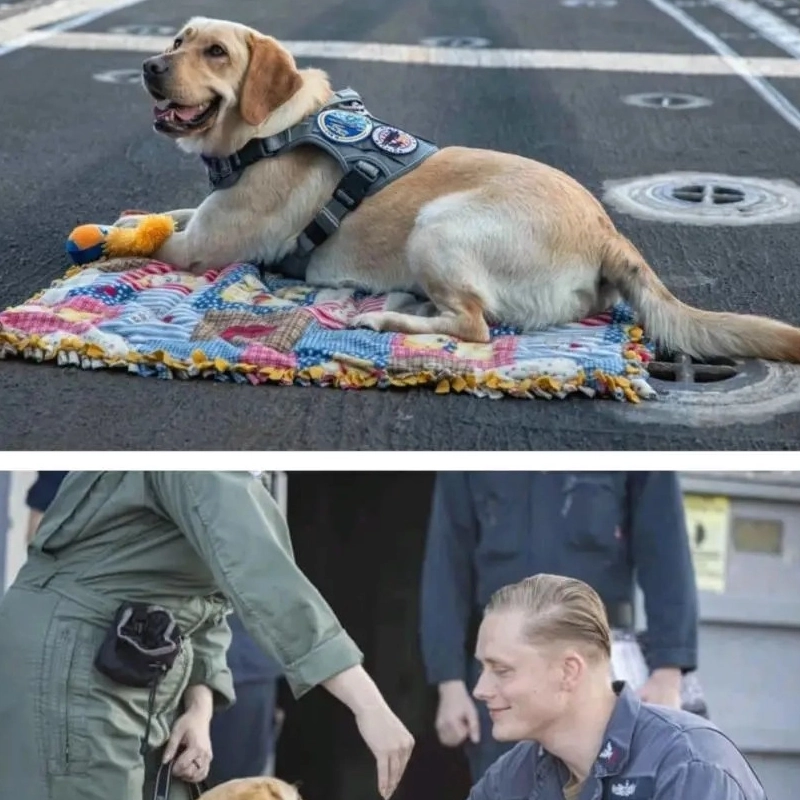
[198,777,302,800]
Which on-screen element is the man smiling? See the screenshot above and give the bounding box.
[467,574,765,800]
[421,471,702,781]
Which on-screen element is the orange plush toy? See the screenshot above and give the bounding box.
[66,213,175,265]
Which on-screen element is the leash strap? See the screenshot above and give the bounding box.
[152,757,207,800]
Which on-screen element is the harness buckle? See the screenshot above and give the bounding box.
[258,136,281,158]
[215,158,232,180]
[333,161,380,209]
[333,188,357,210]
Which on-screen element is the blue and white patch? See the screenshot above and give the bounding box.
[316,109,372,143]
[371,125,418,155]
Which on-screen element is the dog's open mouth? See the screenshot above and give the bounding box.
[152,96,221,135]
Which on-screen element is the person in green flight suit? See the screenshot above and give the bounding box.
[0,471,413,800]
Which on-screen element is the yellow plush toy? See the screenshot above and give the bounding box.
[66,214,175,265]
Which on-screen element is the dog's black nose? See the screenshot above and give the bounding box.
[142,56,170,77]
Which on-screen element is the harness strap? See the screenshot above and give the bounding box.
[278,159,380,279]
[201,88,364,189]
[198,88,438,280]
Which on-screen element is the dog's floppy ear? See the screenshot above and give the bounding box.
[240,34,302,126]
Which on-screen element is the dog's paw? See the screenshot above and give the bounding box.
[352,312,386,332]
[112,214,146,229]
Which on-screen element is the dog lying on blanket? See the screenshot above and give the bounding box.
[119,16,800,362]
[198,777,300,800]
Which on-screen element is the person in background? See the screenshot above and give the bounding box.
[25,470,69,542]
[207,613,284,785]
[420,472,700,782]
[466,573,764,800]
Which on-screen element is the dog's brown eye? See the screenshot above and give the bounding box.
[206,44,227,58]
[173,37,183,49]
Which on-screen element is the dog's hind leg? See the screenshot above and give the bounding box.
[353,286,491,342]
[353,193,505,342]
[354,261,491,343]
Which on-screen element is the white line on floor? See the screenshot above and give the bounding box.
[706,0,800,59]
[0,0,148,57]
[647,0,800,132]
[16,30,800,77]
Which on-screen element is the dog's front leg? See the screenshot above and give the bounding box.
[113,208,196,232]
[161,208,196,232]
[151,227,207,273]
[151,215,270,274]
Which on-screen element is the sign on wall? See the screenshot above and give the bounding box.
[683,494,731,593]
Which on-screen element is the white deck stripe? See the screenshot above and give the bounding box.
[0,0,148,57]
[14,31,800,77]
[647,0,800,133]
[707,0,800,60]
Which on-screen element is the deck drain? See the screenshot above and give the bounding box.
[647,351,767,393]
[603,172,800,225]
[622,92,712,110]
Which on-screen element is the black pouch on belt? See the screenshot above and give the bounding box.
[94,602,183,754]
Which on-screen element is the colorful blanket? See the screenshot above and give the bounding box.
[0,259,657,402]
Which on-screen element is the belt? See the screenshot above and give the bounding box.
[16,567,121,626]
[16,563,217,638]
[605,601,634,630]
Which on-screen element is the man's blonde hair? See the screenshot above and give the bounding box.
[485,573,612,660]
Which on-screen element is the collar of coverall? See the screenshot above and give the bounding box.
[499,681,639,799]
[536,681,636,777]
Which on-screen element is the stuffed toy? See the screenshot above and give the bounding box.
[66,213,175,265]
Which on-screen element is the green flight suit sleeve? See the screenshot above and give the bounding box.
[146,472,364,698]
[187,613,235,709]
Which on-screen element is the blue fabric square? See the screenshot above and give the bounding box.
[295,320,393,369]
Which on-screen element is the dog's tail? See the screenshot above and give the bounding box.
[600,234,800,363]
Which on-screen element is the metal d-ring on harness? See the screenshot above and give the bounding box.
[200,88,440,281]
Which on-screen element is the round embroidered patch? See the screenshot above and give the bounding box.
[371,125,418,155]
[316,109,372,143]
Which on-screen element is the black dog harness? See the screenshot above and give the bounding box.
[201,89,439,279]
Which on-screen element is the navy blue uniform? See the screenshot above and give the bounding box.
[26,471,70,513]
[420,472,698,779]
[468,683,765,800]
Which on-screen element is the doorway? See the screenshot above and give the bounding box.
[275,471,473,800]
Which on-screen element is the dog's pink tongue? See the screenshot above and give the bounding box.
[173,104,204,121]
